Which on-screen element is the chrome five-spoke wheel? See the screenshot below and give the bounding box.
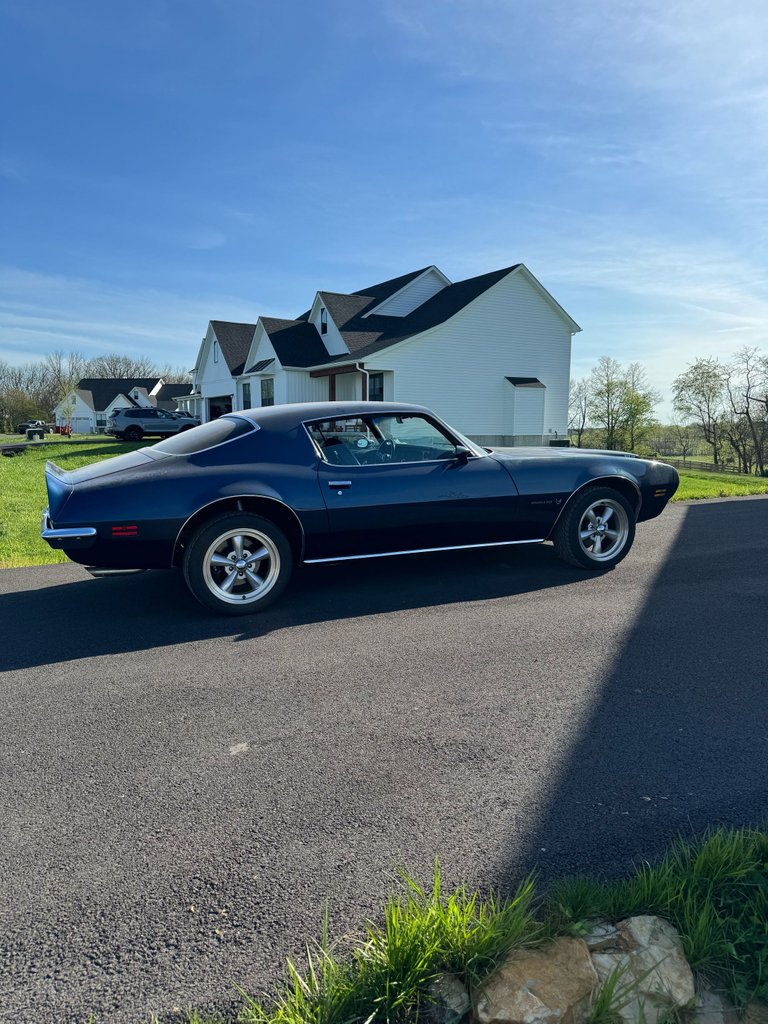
[203,529,281,605]
[577,498,629,563]
[184,512,292,615]
[553,486,636,570]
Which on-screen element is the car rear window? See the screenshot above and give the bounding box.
[154,416,256,455]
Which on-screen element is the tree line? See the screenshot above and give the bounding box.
[571,346,768,475]
[0,350,191,432]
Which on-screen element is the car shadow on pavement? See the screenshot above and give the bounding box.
[0,543,584,673]
[491,495,768,892]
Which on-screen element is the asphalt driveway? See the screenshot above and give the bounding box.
[1,496,767,1023]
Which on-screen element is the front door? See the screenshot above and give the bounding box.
[307,412,521,557]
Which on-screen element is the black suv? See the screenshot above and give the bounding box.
[106,407,194,441]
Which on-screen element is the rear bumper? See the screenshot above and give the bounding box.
[40,508,97,549]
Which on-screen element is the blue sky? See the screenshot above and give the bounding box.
[2,0,767,413]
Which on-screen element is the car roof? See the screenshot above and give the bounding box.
[231,401,433,431]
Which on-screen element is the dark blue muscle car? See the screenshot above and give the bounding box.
[41,402,679,615]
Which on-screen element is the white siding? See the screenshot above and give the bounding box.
[369,268,448,317]
[511,387,545,436]
[376,269,572,441]
[244,321,279,374]
[198,324,236,419]
[285,371,328,403]
[335,371,360,401]
[54,393,96,431]
[309,295,348,356]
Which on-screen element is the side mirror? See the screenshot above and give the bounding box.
[454,445,471,463]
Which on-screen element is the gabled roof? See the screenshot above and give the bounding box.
[314,265,522,361]
[75,378,162,412]
[260,317,333,368]
[296,267,431,323]
[207,262,578,377]
[210,321,256,376]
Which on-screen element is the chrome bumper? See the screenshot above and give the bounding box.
[40,507,97,548]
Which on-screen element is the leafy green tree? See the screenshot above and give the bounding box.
[587,356,628,450]
[672,358,726,465]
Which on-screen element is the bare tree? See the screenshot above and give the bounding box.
[568,378,590,447]
[85,353,160,378]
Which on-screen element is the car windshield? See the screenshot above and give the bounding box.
[154,416,255,455]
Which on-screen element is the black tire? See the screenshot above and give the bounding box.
[553,486,636,570]
[183,513,292,615]
[124,426,143,442]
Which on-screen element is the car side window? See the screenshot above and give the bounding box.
[306,414,458,465]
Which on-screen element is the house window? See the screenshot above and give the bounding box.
[368,372,384,402]
[242,382,251,408]
[213,340,219,363]
[261,378,274,407]
[320,308,328,335]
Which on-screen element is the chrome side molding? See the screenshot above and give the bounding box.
[304,537,545,564]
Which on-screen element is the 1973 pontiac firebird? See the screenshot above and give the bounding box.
[41,402,679,615]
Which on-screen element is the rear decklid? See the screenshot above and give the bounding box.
[44,449,161,519]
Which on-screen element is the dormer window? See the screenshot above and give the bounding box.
[213,340,219,363]
[320,308,328,335]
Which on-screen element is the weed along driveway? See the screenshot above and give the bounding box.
[1,495,767,1023]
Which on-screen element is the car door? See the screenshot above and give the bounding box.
[308,413,522,558]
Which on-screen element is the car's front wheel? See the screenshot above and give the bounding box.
[553,486,635,570]
[124,426,143,441]
[183,513,292,615]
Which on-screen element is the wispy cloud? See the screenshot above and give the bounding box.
[0,268,259,365]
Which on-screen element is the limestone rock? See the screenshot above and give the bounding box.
[590,916,695,1024]
[424,973,471,1024]
[474,937,599,1024]
[681,986,739,1024]
[582,923,622,952]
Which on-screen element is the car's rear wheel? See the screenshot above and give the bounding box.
[183,513,292,615]
[553,486,635,570]
[124,426,143,441]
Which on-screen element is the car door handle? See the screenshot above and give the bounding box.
[328,480,352,489]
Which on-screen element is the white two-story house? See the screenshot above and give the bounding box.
[181,263,580,446]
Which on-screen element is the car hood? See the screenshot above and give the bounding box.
[490,446,641,460]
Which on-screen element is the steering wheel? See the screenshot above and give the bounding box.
[378,439,395,462]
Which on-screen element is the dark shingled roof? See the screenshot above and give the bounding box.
[211,321,256,376]
[245,358,275,373]
[75,378,161,412]
[210,265,524,374]
[296,267,432,323]
[154,382,193,409]
[506,376,545,388]
[260,318,332,368]
[315,265,520,362]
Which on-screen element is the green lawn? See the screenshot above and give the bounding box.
[2,443,767,569]
[673,468,768,501]
[0,440,149,568]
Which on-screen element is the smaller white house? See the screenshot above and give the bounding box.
[180,263,581,446]
[53,378,191,433]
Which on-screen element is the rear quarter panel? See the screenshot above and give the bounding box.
[48,425,326,568]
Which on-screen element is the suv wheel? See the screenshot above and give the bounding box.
[124,426,143,441]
